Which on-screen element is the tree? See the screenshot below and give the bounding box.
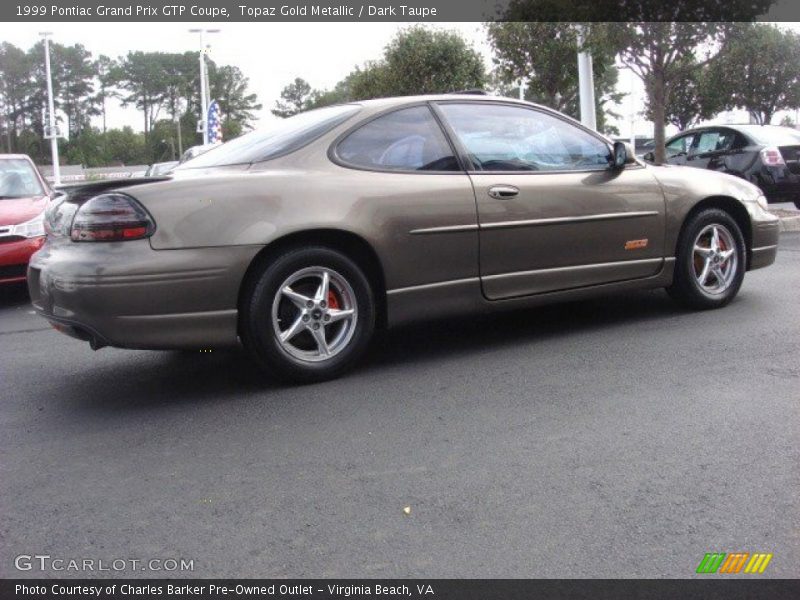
[272,77,313,118]
[208,64,262,137]
[486,22,624,135]
[26,41,63,150]
[496,0,775,163]
[103,126,147,165]
[112,51,171,139]
[94,54,117,133]
[0,42,34,152]
[54,43,98,137]
[161,52,195,125]
[289,26,486,111]
[368,26,485,97]
[62,126,106,166]
[0,39,261,164]
[645,58,727,131]
[708,23,800,125]
[22,41,99,162]
[598,22,733,163]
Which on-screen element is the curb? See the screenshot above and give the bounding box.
[779,216,800,232]
[767,209,800,233]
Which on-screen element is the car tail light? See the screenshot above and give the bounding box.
[70,193,155,242]
[760,147,786,167]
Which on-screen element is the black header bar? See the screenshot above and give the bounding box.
[2,0,800,22]
[4,579,800,600]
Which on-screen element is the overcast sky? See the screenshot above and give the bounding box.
[1,22,490,129]
[2,22,799,141]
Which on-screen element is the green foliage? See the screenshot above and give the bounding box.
[305,77,355,110]
[0,41,260,165]
[278,26,486,114]
[102,126,148,165]
[374,26,486,96]
[707,23,800,125]
[594,22,736,163]
[62,127,106,166]
[643,58,727,131]
[272,77,313,118]
[208,63,262,130]
[496,1,772,163]
[486,22,624,136]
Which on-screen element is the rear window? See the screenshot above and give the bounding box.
[176,104,361,169]
[740,126,800,146]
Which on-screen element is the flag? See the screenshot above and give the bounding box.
[207,100,223,144]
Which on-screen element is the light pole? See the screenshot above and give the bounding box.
[627,67,636,150]
[40,32,60,185]
[576,25,597,131]
[189,28,219,145]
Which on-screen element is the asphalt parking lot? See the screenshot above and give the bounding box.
[1,233,798,579]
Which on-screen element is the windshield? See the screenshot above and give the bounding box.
[0,158,45,198]
[176,104,361,169]
[739,125,800,146]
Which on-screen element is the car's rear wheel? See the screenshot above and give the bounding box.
[241,247,375,383]
[667,208,746,309]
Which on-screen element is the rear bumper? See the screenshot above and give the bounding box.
[28,238,262,350]
[0,236,45,283]
[757,170,800,203]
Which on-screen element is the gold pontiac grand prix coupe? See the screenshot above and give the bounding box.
[29,94,780,382]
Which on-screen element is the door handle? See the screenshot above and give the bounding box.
[488,185,519,200]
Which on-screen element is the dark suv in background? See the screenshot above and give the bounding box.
[645,125,800,208]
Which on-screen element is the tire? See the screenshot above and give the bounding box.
[667,208,746,310]
[241,246,375,383]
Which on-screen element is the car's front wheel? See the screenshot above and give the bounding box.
[667,208,746,309]
[241,247,375,383]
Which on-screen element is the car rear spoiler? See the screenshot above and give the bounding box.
[54,177,169,200]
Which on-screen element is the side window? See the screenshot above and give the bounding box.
[336,106,459,171]
[715,131,737,151]
[695,131,719,153]
[438,103,611,172]
[694,130,736,154]
[666,134,694,157]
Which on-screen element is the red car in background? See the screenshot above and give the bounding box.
[0,155,52,284]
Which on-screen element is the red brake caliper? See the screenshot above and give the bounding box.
[327,291,340,310]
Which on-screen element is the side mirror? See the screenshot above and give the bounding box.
[643,151,655,163]
[609,141,633,169]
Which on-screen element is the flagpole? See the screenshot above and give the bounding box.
[189,28,219,145]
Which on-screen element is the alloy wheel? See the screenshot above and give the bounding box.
[692,224,738,295]
[271,266,358,362]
